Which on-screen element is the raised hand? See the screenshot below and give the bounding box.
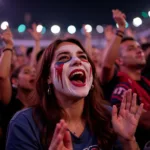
[82,24,91,38]
[112,89,143,140]
[104,25,114,42]
[28,23,42,41]
[1,26,13,48]
[48,120,73,150]
[112,9,126,32]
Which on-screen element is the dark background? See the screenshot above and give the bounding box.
[0,0,149,29]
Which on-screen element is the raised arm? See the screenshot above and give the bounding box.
[0,27,13,104]
[99,9,126,84]
[83,25,93,58]
[28,23,42,67]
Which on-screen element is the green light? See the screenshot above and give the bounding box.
[141,12,148,18]
[125,22,129,28]
[116,21,129,29]
[41,27,46,34]
[18,24,26,33]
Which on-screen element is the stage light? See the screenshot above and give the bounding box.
[67,25,76,34]
[51,25,60,34]
[133,17,142,27]
[36,24,43,33]
[148,11,150,17]
[96,25,104,33]
[141,12,148,18]
[1,21,9,30]
[41,27,46,34]
[18,24,26,33]
[84,24,92,32]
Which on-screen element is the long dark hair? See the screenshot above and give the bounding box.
[32,38,116,150]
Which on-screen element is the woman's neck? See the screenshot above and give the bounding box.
[120,67,142,81]
[16,88,33,107]
[60,98,85,137]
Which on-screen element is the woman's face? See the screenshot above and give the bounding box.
[49,42,93,100]
[17,65,36,91]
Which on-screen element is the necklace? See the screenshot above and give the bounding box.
[68,121,85,137]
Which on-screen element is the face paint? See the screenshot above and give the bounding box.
[55,62,64,88]
[90,66,92,78]
[51,43,93,99]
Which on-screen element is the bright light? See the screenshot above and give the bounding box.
[67,25,76,34]
[1,21,9,30]
[36,24,43,33]
[18,24,26,33]
[85,24,92,32]
[133,17,142,27]
[51,25,60,34]
[148,11,150,17]
[41,27,46,34]
[96,25,104,33]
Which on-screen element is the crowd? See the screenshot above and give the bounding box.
[0,9,150,150]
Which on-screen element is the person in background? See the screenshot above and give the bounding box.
[28,23,42,67]
[0,27,13,104]
[83,25,102,76]
[141,43,150,79]
[110,37,150,149]
[100,9,126,101]
[0,64,36,149]
[0,26,13,149]
[6,38,142,150]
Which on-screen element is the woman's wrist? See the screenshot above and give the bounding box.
[120,136,140,150]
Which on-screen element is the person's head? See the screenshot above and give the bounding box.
[15,54,26,67]
[33,38,115,150]
[11,64,36,91]
[117,37,146,70]
[26,47,33,61]
[141,42,150,59]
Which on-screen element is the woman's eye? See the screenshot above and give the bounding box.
[58,56,70,62]
[79,55,88,60]
[24,71,30,74]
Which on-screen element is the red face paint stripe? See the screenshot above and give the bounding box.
[55,63,64,88]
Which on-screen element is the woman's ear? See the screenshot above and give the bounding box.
[115,58,123,66]
[47,76,52,84]
[11,78,18,87]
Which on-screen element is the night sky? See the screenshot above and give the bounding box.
[0,0,149,29]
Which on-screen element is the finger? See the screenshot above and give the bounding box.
[135,103,144,120]
[50,134,62,150]
[119,92,126,115]
[28,29,33,34]
[122,13,126,19]
[130,93,137,114]
[63,130,73,149]
[32,23,37,32]
[51,123,61,141]
[51,120,67,148]
[57,120,67,139]
[52,119,66,140]
[5,25,10,31]
[125,89,132,110]
[112,105,118,122]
